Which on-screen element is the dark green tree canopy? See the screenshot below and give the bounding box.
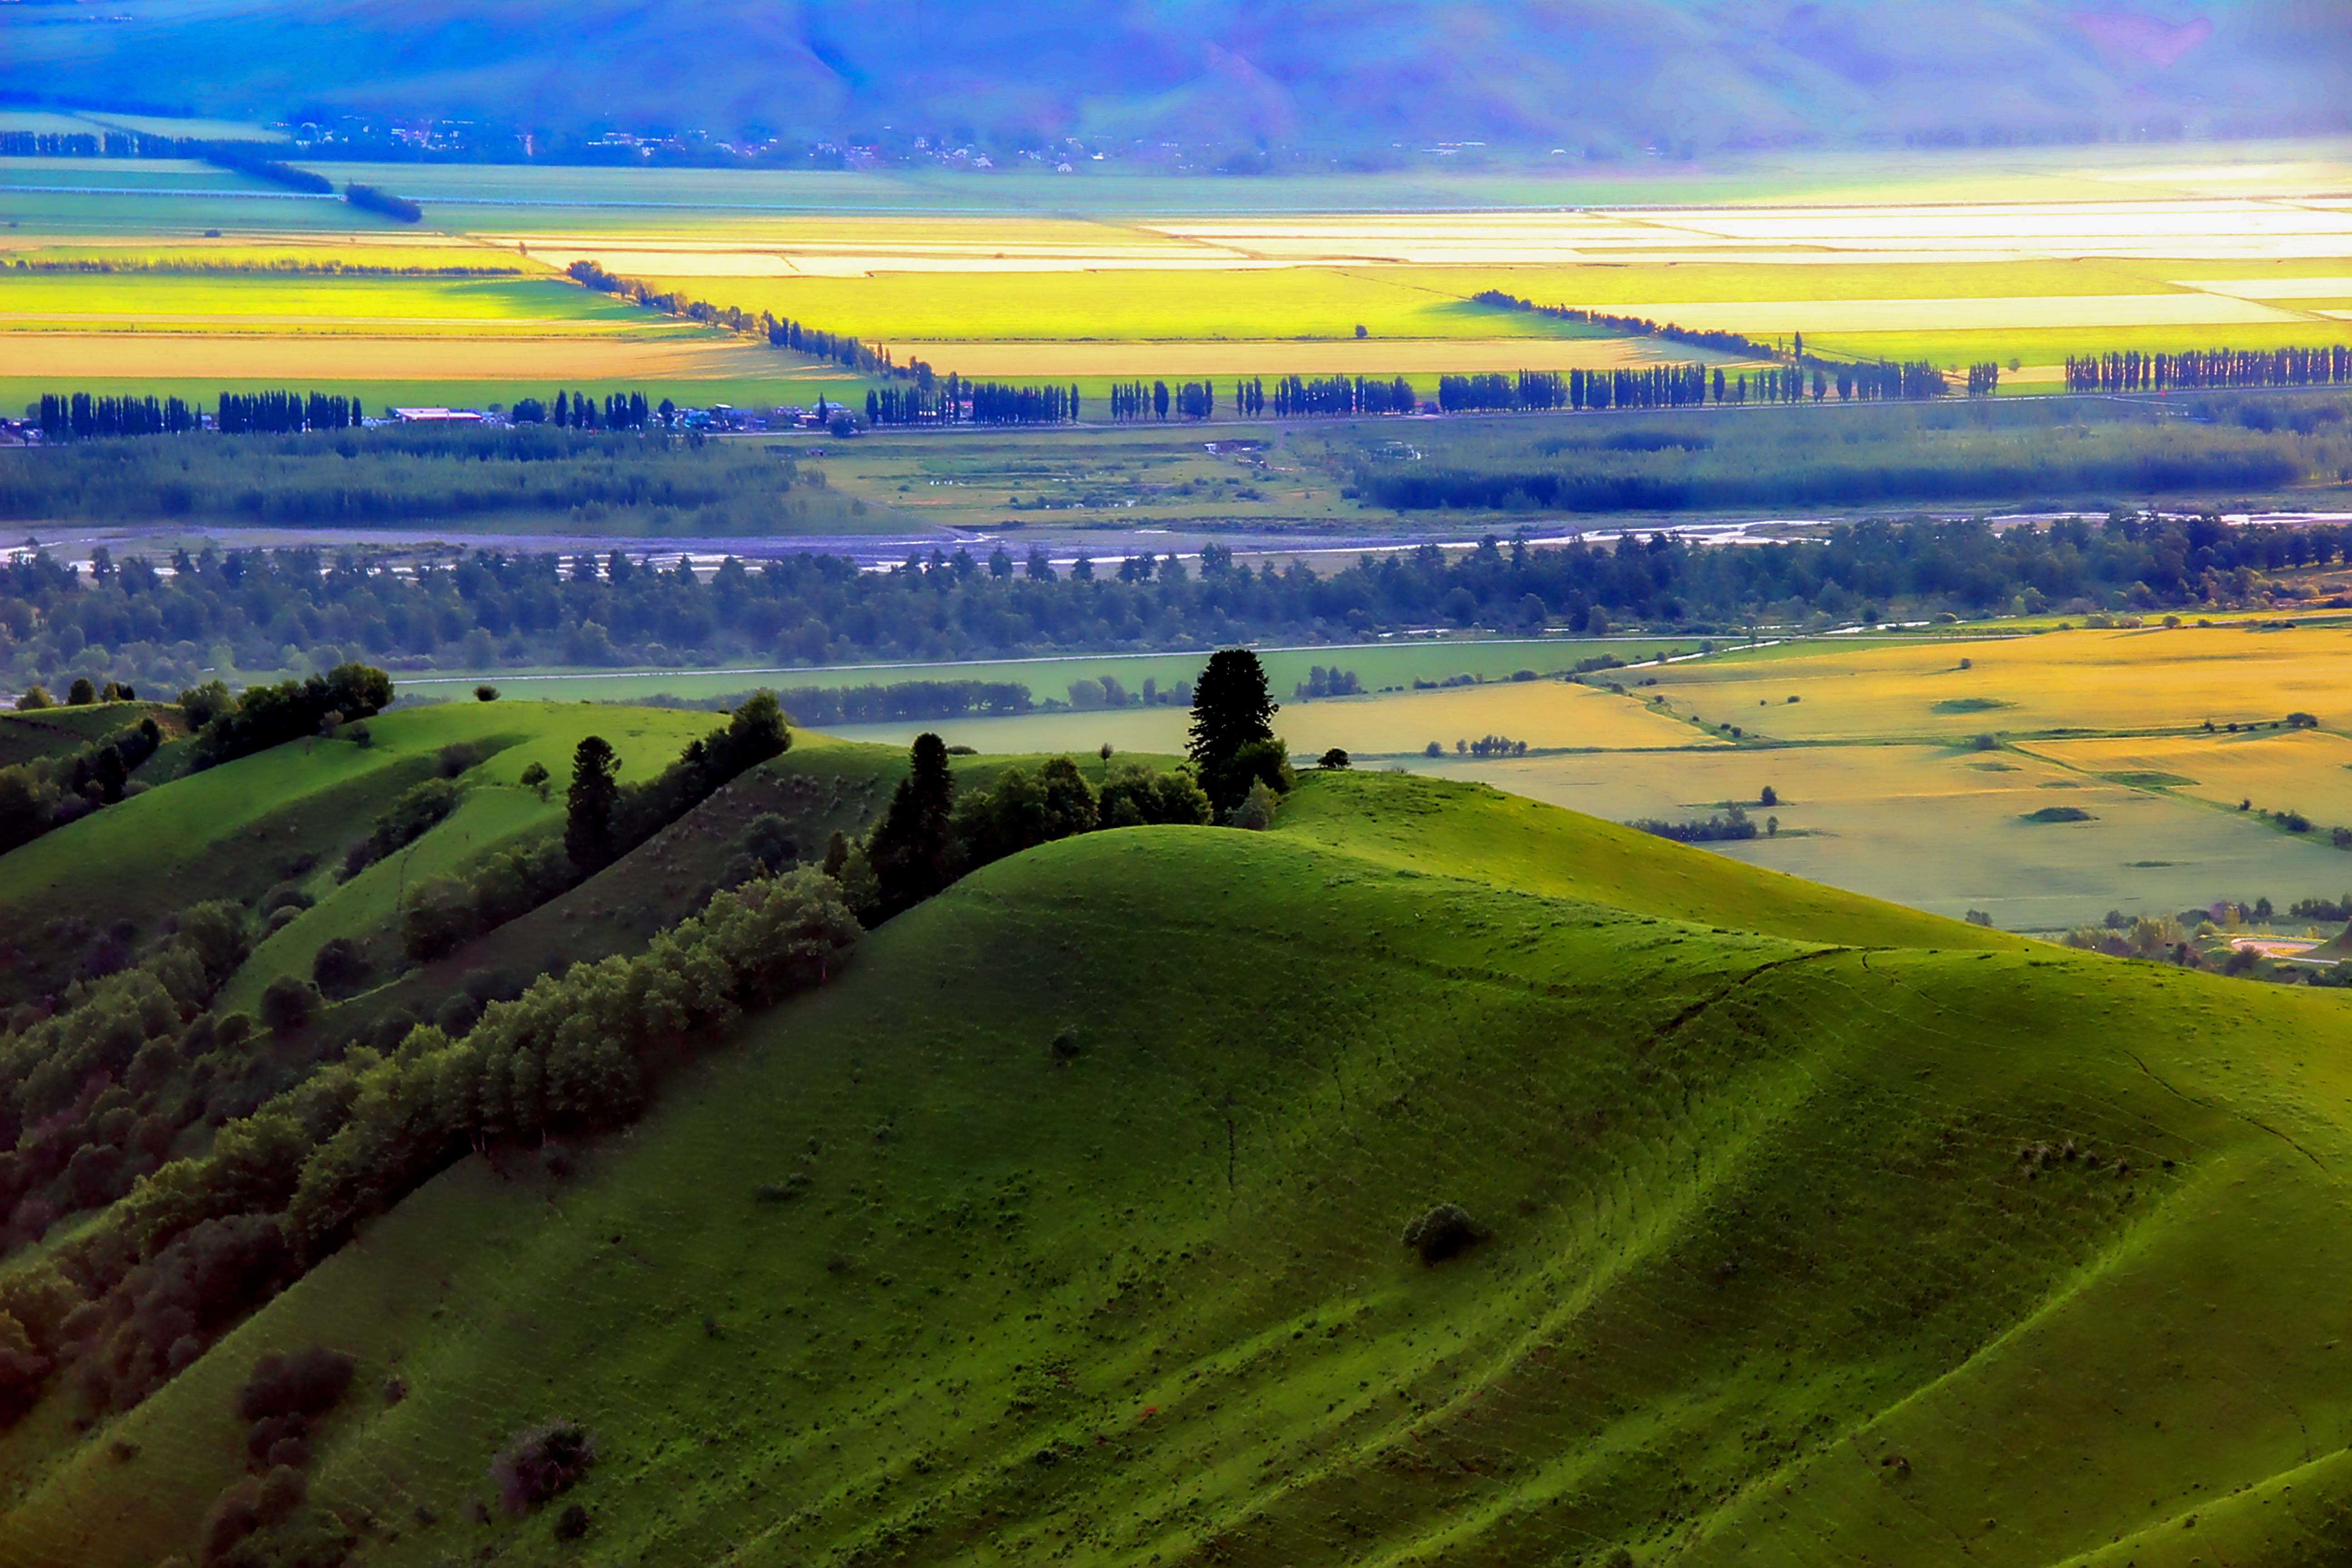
[866,732,957,918]
[1187,649,1278,774]
[564,735,622,869]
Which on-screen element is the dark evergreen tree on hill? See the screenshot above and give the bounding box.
[1188,649,1281,812]
[565,735,621,870]
[867,732,957,918]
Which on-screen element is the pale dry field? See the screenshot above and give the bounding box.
[1415,740,2344,928]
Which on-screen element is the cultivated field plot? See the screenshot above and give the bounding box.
[5,137,2349,396]
[1645,624,2352,742]
[1419,740,2344,929]
[827,676,1708,757]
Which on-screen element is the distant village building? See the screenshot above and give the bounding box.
[391,407,485,423]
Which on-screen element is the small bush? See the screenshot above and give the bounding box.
[491,1419,596,1514]
[1401,1203,1489,1264]
[1226,778,1279,831]
[257,975,320,1034]
[555,1502,591,1540]
[435,741,481,778]
[741,812,796,870]
[433,992,483,1038]
[259,882,314,918]
[1318,748,1351,770]
[311,936,370,994]
[237,1345,357,1424]
[475,685,500,702]
[1049,1025,1081,1061]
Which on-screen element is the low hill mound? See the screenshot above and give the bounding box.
[5,771,2352,1567]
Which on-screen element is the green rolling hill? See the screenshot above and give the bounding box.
[4,742,2351,1567]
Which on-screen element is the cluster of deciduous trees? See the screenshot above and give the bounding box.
[0,709,165,854]
[1267,375,1420,417]
[183,663,392,771]
[343,181,422,222]
[1293,665,1362,700]
[2065,345,2352,394]
[215,391,358,435]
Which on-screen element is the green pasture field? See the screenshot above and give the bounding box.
[27,765,2352,1566]
[0,270,658,329]
[397,635,1697,706]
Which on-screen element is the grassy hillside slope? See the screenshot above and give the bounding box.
[5,771,2352,1567]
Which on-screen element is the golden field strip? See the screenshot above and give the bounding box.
[2,134,2350,396]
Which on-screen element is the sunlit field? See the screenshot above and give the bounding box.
[1642,622,2352,741]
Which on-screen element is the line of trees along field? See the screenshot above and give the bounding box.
[10,502,2352,694]
[0,425,856,536]
[2066,346,2352,393]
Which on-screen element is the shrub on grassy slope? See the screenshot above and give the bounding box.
[492,1419,596,1514]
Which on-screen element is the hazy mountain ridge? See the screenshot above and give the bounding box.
[2,0,2345,152]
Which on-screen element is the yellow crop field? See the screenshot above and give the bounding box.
[1646,625,2352,742]
[875,336,1748,376]
[2027,730,2352,825]
[0,330,790,382]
